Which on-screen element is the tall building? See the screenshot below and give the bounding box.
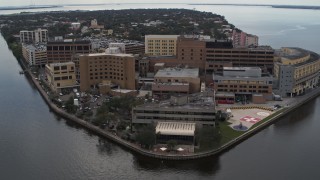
[274,47,320,97]
[232,29,259,48]
[20,28,48,43]
[46,39,92,81]
[205,41,274,74]
[46,39,91,64]
[45,62,77,92]
[22,43,47,66]
[145,35,179,56]
[79,53,136,92]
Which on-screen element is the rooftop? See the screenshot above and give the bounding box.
[277,47,310,60]
[145,35,180,39]
[156,122,195,136]
[83,53,134,57]
[48,61,75,67]
[136,91,215,110]
[22,43,47,51]
[223,67,261,71]
[155,68,199,78]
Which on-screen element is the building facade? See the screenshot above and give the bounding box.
[212,67,273,102]
[79,53,136,92]
[152,68,201,96]
[46,40,92,64]
[274,47,320,97]
[20,28,48,43]
[205,42,274,74]
[232,29,259,48]
[22,43,47,66]
[132,93,216,125]
[145,35,179,56]
[45,62,77,92]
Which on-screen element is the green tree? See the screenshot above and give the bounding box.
[166,140,177,151]
[136,124,156,149]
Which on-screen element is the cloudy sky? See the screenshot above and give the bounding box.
[1,0,320,6]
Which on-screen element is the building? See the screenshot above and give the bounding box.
[90,19,104,29]
[132,92,216,125]
[20,28,48,43]
[71,22,81,30]
[79,53,136,92]
[156,122,196,145]
[232,29,259,48]
[145,35,179,56]
[274,47,320,97]
[176,35,206,70]
[212,67,273,103]
[45,62,77,92]
[152,68,201,96]
[205,42,274,74]
[143,35,274,76]
[47,39,92,80]
[109,42,145,55]
[47,39,91,64]
[22,43,47,66]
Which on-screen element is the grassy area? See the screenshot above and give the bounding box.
[218,121,246,145]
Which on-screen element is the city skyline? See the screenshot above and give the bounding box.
[1,0,320,7]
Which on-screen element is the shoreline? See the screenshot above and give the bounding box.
[21,58,320,160]
[0,5,62,11]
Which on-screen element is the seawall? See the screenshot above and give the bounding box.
[26,67,320,160]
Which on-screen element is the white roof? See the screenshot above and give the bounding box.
[156,122,195,136]
[85,53,134,57]
[155,68,199,78]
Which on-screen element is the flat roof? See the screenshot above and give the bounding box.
[49,62,75,66]
[223,67,261,71]
[155,68,199,78]
[156,122,195,136]
[83,53,134,57]
[145,35,179,39]
[23,43,47,51]
[111,89,136,93]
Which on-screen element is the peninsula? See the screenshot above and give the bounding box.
[1,8,320,160]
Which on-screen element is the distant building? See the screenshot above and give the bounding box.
[145,35,179,56]
[45,62,77,92]
[109,42,145,55]
[20,28,48,43]
[79,53,136,92]
[71,22,81,30]
[152,67,201,96]
[212,67,273,103]
[22,43,47,66]
[274,47,320,97]
[132,92,216,125]
[90,19,104,30]
[232,29,259,48]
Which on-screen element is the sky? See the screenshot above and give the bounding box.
[1,0,320,7]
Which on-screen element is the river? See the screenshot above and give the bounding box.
[0,4,320,180]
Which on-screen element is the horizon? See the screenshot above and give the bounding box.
[1,0,320,7]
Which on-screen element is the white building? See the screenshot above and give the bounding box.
[71,22,81,30]
[20,28,48,43]
[22,43,47,66]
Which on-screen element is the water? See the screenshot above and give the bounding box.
[1,4,320,179]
